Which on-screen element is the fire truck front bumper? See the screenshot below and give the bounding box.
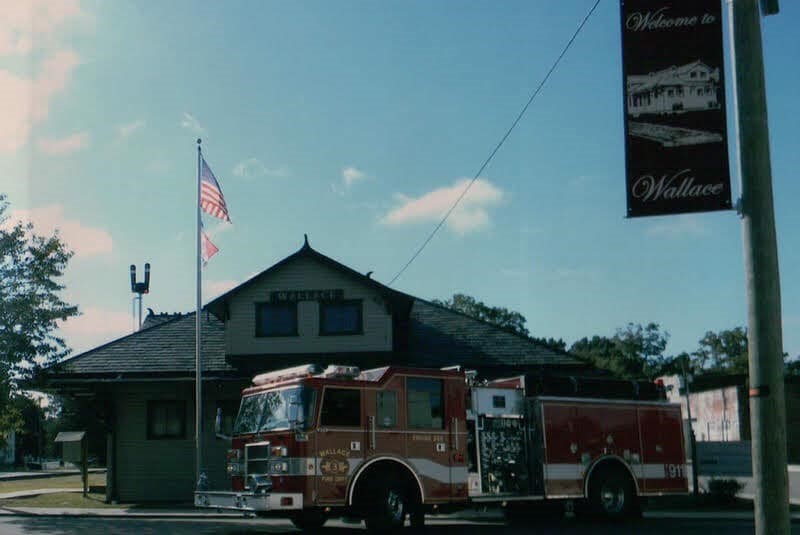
[194,490,303,512]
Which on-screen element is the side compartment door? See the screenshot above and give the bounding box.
[540,402,582,497]
[315,387,365,505]
[638,406,688,493]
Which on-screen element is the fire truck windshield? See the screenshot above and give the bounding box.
[233,386,317,434]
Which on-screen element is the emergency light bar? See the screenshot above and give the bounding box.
[320,365,360,379]
[252,364,320,386]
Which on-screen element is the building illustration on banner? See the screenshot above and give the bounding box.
[626,60,723,148]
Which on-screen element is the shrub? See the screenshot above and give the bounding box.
[707,478,744,504]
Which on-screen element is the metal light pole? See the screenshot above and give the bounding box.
[726,0,788,533]
[680,357,699,497]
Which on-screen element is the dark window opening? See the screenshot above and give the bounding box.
[319,300,362,335]
[492,395,506,409]
[407,377,443,429]
[147,400,186,440]
[256,302,298,337]
[320,388,361,427]
[377,391,397,428]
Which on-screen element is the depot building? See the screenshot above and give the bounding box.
[39,237,593,503]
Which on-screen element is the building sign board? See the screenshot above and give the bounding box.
[620,0,732,217]
[270,289,344,303]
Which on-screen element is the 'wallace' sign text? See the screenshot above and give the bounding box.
[620,0,731,217]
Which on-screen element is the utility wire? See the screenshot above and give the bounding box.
[388,0,602,287]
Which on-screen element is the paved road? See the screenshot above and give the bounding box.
[0,516,797,535]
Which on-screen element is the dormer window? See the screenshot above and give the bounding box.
[255,302,298,337]
[319,300,363,336]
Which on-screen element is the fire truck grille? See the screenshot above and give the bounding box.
[245,442,270,479]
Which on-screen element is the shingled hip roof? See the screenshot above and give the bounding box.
[45,312,236,380]
[405,299,586,370]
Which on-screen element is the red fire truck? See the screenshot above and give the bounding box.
[195,364,687,530]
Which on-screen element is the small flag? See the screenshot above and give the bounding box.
[201,226,219,265]
[200,158,231,222]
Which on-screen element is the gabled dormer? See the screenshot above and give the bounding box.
[205,236,414,360]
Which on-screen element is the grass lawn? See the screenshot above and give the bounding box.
[0,473,105,494]
[0,491,125,509]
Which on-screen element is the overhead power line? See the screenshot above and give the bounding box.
[388,0,602,287]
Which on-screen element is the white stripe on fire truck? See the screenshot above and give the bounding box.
[289,457,466,484]
[542,463,677,480]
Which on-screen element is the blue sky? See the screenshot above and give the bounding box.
[1,0,798,362]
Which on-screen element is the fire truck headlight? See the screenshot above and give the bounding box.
[271,461,289,473]
[226,462,242,476]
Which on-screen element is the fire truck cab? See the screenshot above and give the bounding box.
[194,364,687,531]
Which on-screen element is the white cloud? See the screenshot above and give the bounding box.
[117,119,145,138]
[0,49,80,152]
[646,214,710,238]
[382,178,505,234]
[59,305,133,354]
[342,166,366,187]
[4,205,113,258]
[181,112,205,134]
[36,130,89,155]
[0,0,81,56]
[232,158,290,179]
[0,0,85,153]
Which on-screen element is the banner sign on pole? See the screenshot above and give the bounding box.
[620,0,732,217]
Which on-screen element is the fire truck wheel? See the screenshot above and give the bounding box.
[588,466,635,520]
[290,509,328,530]
[364,479,408,532]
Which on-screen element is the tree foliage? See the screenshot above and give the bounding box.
[691,327,749,374]
[0,194,78,436]
[569,322,669,380]
[433,293,530,336]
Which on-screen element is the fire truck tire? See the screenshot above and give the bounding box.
[363,478,408,533]
[587,465,636,520]
[290,509,328,530]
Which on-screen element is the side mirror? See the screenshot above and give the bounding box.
[215,407,231,440]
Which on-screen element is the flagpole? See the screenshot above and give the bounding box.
[195,138,204,488]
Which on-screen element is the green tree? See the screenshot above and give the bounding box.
[432,293,530,336]
[0,194,78,442]
[692,327,749,374]
[569,322,670,380]
[432,293,568,351]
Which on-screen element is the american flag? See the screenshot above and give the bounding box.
[200,158,231,222]
[200,225,219,265]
